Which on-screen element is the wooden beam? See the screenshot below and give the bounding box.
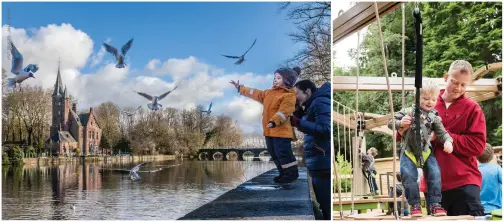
[333,76,499,92]
[472,62,502,81]
[362,112,386,119]
[369,125,393,136]
[333,111,356,129]
[364,114,392,130]
[467,91,501,102]
[333,2,402,44]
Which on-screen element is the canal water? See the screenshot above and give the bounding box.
[2,159,276,220]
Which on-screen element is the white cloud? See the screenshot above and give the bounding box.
[144,56,210,83]
[89,38,110,68]
[333,2,368,69]
[2,23,273,134]
[226,96,264,133]
[145,59,160,70]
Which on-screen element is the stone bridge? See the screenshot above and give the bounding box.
[198,147,269,161]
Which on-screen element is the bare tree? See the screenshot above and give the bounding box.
[280,2,331,85]
[94,102,121,148]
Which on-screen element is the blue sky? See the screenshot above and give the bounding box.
[1,2,314,134]
[2,2,303,75]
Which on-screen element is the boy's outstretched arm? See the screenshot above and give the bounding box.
[269,93,296,126]
[239,85,267,104]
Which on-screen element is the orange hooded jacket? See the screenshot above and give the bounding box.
[239,85,296,139]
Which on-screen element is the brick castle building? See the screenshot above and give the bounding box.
[46,67,102,156]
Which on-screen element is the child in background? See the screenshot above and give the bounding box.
[388,78,452,217]
[230,67,300,183]
[477,143,502,215]
[387,173,409,216]
[360,147,379,195]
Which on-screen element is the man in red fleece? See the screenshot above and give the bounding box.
[398,60,486,216]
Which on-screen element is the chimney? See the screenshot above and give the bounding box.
[72,103,77,112]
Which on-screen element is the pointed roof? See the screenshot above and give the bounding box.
[53,63,64,96]
[64,85,68,98]
[78,113,90,126]
[46,130,77,144]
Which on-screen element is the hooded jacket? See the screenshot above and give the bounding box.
[297,82,331,175]
[239,85,296,139]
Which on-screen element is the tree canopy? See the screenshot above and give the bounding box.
[334,2,502,158]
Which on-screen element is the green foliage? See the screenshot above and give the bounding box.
[334,2,502,155]
[334,152,353,193]
[26,146,35,158]
[9,146,24,165]
[2,152,10,165]
[113,137,131,153]
[37,142,45,156]
[100,134,110,149]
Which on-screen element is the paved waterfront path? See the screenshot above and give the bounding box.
[179,167,314,220]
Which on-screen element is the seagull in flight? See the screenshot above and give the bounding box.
[200,102,213,115]
[130,162,151,181]
[221,38,257,65]
[8,41,39,88]
[103,38,134,68]
[134,86,178,111]
[121,105,142,117]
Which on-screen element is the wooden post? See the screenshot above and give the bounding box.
[353,135,368,196]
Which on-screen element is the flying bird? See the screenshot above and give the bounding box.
[121,105,142,117]
[221,38,257,65]
[129,162,151,181]
[134,86,178,111]
[8,41,39,88]
[103,38,134,68]
[200,102,213,115]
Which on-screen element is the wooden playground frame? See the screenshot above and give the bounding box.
[332,2,503,221]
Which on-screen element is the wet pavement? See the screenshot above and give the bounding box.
[179,167,314,220]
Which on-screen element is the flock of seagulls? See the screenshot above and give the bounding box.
[7,37,255,115]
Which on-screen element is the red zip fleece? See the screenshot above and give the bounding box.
[433,90,486,191]
[395,90,486,191]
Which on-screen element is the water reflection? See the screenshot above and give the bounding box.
[2,160,274,220]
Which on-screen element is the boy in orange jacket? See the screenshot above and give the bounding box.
[230,67,300,183]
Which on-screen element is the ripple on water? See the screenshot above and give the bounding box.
[2,160,275,220]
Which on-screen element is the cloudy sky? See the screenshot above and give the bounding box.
[333,1,368,68]
[2,2,306,134]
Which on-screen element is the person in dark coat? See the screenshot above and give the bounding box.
[290,80,331,220]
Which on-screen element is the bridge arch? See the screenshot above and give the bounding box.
[258,151,271,162]
[242,151,255,161]
[213,152,224,161]
[226,151,238,161]
[199,152,209,160]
